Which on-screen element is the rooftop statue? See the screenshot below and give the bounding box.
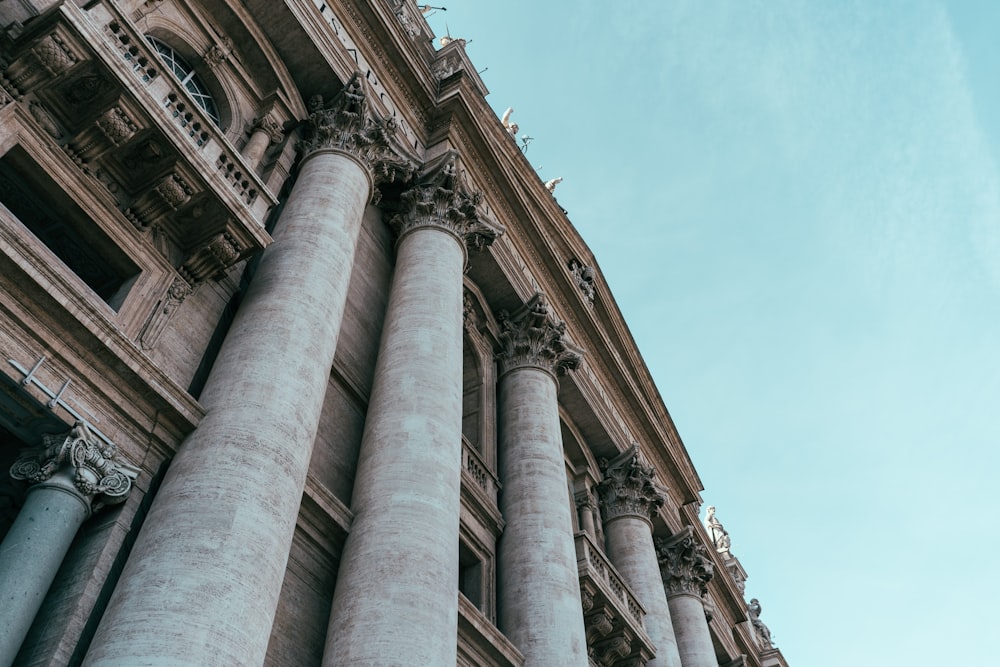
[704,505,732,556]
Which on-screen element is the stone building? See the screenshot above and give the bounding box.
[0,1,791,666]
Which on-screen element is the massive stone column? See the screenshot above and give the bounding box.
[84,75,412,667]
[323,153,499,666]
[495,294,588,666]
[657,526,716,667]
[0,423,136,666]
[596,447,683,667]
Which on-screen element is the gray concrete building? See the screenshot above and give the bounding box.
[0,1,791,666]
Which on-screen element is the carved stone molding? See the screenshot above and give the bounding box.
[9,422,137,512]
[656,525,714,598]
[596,446,665,523]
[139,276,195,350]
[387,151,501,254]
[179,231,242,284]
[495,293,582,378]
[299,72,414,186]
[204,37,233,69]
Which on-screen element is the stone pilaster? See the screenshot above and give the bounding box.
[495,293,588,666]
[657,526,716,667]
[84,74,411,667]
[597,448,682,667]
[0,423,136,666]
[323,152,499,666]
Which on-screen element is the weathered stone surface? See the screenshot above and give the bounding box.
[599,448,680,667]
[496,295,587,665]
[83,148,372,667]
[324,180,469,666]
[658,527,717,667]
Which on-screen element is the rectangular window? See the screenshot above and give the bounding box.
[458,541,484,609]
[0,147,139,311]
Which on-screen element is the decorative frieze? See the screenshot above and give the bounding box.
[9,422,137,511]
[656,526,714,598]
[596,446,665,523]
[299,72,414,186]
[388,151,501,253]
[495,293,582,378]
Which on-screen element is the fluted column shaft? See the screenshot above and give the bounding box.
[658,527,716,667]
[84,147,372,667]
[598,452,681,667]
[0,424,134,666]
[496,295,587,666]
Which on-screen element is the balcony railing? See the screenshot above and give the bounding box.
[575,532,655,666]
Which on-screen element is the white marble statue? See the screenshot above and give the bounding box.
[704,505,732,555]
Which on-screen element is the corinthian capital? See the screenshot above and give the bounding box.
[656,525,714,598]
[495,293,582,378]
[10,422,138,511]
[300,73,414,185]
[388,151,502,252]
[596,445,665,523]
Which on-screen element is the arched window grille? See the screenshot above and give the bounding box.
[147,36,221,127]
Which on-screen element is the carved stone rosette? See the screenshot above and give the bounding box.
[299,72,414,187]
[388,151,501,255]
[9,422,136,512]
[495,293,582,378]
[596,447,665,523]
[656,526,714,598]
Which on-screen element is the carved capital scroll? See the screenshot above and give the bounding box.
[656,525,714,598]
[388,151,501,253]
[495,293,582,378]
[299,72,414,187]
[596,445,665,523]
[10,422,138,512]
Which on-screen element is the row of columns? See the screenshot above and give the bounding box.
[596,450,720,667]
[0,71,722,667]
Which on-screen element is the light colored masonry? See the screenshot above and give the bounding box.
[0,1,790,666]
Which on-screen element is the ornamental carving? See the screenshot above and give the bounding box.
[495,293,582,377]
[656,525,714,598]
[32,34,77,75]
[596,446,665,522]
[388,151,501,252]
[250,115,284,144]
[10,422,136,511]
[96,106,139,145]
[299,72,415,185]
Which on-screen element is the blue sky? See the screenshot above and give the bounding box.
[426,1,1000,664]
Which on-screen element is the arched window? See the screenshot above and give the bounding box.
[147,36,221,127]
